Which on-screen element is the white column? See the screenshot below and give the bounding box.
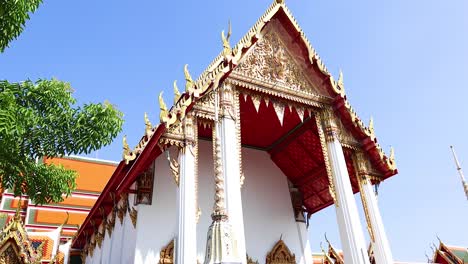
[361,178,394,264]
[176,127,197,264]
[219,85,246,263]
[296,221,313,264]
[321,113,370,264]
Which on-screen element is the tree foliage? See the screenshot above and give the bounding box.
[0,79,124,204]
[0,0,43,52]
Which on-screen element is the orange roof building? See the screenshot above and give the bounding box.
[0,156,117,263]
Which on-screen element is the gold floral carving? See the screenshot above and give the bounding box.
[193,90,216,120]
[130,207,138,228]
[135,163,155,205]
[117,193,129,225]
[353,151,376,242]
[235,30,312,94]
[315,112,338,207]
[321,109,340,143]
[266,239,296,264]
[193,116,201,223]
[212,123,226,214]
[220,83,235,120]
[235,89,245,187]
[106,207,116,237]
[159,239,174,264]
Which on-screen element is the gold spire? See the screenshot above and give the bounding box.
[389,147,395,164]
[122,136,136,164]
[184,64,194,92]
[144,112,152,137]
[173,80,181,104]
[338,70,344,88]
[221,20,232,59]
[159,91,168,122]
[368,116,375,137]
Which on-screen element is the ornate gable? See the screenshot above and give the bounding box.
[0,212,42,264]
[232,19,332,102]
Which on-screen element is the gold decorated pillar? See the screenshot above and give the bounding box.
[354,151,394,264]
[316,109,370,264]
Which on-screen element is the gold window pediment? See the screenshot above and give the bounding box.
[266,239,296,264]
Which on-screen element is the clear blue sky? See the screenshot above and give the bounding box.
[1,0,467,261]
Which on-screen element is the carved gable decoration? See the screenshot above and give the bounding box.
[159,239,174,264]
[233,28,319,96]
[0,243,22,264]
[266,239,296,264]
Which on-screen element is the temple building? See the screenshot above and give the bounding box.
[432,241,468,264]
[0,156,117,263]
[72,0,398,263]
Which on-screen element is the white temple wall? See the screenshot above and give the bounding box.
[100,230,112,264]
[86,253,92,264]
[121,194,138,264]
[91,240,101,264]
[133,156,177,264]
[241,147,304,262]
[87,140,305,263]
[108,213,124,264]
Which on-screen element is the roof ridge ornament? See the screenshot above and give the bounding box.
[184,64,194,92]
[122,136,136,164]
[173,80,181,104]
[389,146,396,169]
[159,92,176,127]
[368,116,375,138]
[221,20,232,61]
[144,112,152,137]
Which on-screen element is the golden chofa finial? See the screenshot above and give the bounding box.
[184,64,194,92]
[159,91,177,127]
[368,116,375,137]
[122,136,136,164]
[338,70,344,88]
[388,146,396,170]
[159,91,169,121]
[144,112,152,137]
[221,20,232,59]
[173,80,181,104]
[275,0,285,4]
[389,146,395,162]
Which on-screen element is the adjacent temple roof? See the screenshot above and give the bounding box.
[0,205,69,263]
[433,241,468,264]
[73,0,397,248]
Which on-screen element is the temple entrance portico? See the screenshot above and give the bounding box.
[72,1,398,264]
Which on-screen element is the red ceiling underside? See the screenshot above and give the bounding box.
[200,94,361,214]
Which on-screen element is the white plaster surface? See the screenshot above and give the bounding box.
[121,194,137,264]
[108,215,124,264]
[88,140,308,263]
[133,155,177,264]
[241,147,304,263]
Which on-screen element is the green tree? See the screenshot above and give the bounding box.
[0,1,124,204]
[0,0,43,52]
[0,79,124,204]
